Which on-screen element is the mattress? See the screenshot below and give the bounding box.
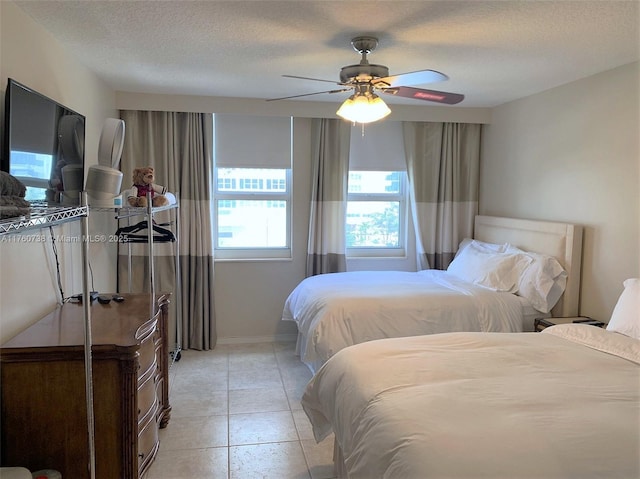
[302,325,640,479]
[283,269,535,370]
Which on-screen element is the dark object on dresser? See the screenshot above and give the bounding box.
[0,171,30,219]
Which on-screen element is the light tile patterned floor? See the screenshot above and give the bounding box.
[144,342,336,479]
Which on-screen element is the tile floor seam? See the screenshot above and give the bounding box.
[229,439,304,447]
[273,343,314,479]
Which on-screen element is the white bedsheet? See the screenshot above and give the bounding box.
[283,270,527,365]
[301,325,640,479]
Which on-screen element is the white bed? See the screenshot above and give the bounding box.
[301,324,640,479]
[283,215,583,372]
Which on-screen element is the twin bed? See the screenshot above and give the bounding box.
[283,215,583,373]
[302,323,640,478]
[284,215,639,477]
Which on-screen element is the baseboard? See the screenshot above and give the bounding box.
[216,333,298,345]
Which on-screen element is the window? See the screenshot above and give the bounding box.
[213,115,292,260]
[215,167,290,250]
[347,170,406,255]
[347,122,407,257]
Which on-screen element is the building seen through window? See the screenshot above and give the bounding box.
[215,168,404,254]
[347,170,404,249]
[215,167,289,249]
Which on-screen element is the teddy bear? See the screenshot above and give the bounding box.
[127,166,169,207]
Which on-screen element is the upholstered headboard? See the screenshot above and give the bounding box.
[474,215,583,318]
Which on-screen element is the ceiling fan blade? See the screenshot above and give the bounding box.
[282,74,341,84]
[373,69,448,87]
[382,86,464,105]
[266,88,351,101]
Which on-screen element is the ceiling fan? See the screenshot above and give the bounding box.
[268,36,464,122]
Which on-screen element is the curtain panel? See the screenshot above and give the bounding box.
[119,110,216,350]
[403,122,482,270]
[306,118,351,276]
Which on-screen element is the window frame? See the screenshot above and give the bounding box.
[213,167,292,261]
[346,169,408,259]
[212,114,293,261]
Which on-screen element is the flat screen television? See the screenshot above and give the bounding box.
[2,78,85,203]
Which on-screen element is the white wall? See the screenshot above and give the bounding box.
[1,2,118,343]
[481,62,640,321]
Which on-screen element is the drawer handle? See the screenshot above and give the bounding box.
[139,453,144,459]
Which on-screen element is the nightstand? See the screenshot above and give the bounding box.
[534,316,606,332]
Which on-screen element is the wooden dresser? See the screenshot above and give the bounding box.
[0,293,171,479]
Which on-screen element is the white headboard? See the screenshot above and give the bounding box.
[474,215,583,318]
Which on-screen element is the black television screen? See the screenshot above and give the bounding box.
[2,78,85,203]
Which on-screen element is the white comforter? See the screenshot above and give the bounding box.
[302,325,640,479]
[283,270,526,364]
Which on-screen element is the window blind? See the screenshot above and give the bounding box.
[349,121,406,171]
[214,114,291,168]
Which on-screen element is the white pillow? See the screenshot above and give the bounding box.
[606,278,640,339]
[506,246,568,313]
[455,238,507,258]
[447,242,532,292]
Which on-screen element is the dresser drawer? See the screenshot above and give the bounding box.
[138,371,157,423]
[137,334,157,380]
[138,412,159,473]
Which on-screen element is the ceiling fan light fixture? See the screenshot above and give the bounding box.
[336,92,391,124]
[273,36,463,106]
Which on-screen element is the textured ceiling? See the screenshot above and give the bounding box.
[14,0,640,108]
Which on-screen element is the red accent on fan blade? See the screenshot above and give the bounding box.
[373,69,448,87]
[391,86,464,105]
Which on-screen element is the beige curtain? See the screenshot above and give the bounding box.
[403,122,482,270]
[119,110,216,350]
[306,118,351,276]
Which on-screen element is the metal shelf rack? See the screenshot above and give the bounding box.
[0,203,88,235]
[114,197,182,364]
[0,196,96,479]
